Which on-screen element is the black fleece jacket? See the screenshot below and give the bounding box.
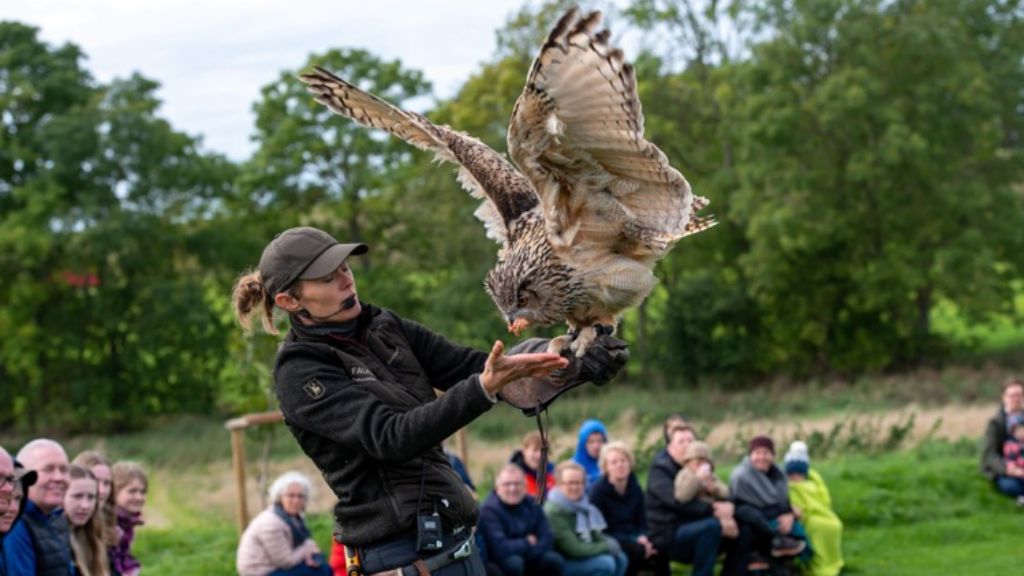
[645,449,714,549]
[273,303,493,546]
[981,406,1008,480]
[589,473,650,541]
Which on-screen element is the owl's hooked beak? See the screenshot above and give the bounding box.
[508,317,529,336]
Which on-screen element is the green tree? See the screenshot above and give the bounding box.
[0,22,239,430]
[731,0,1024,373]
[241,49,430,268]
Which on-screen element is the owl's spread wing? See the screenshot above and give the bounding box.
[508,9,714,264]
[300,67,539,244]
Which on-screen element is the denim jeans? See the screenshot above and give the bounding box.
[995,475,1024,498]
[497,551,565,576]
[669,517,722,576]
[608,533,670,576]
[562,551,628,576]
[268,553,332,576]
[357,531,485,575]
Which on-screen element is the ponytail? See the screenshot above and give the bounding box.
[232,270,279,335]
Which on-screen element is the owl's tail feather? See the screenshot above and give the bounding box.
[299,66,455,163]
[681,214,718,238]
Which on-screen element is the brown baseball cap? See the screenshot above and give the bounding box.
[259,227,367,297]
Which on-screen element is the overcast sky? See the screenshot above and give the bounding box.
[4,0,559,160]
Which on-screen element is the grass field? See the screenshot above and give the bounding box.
[124,436,1021,575]
[126,439,1022,575]
[4,371,1022,575]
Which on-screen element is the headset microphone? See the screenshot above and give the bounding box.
[299,296,359,321]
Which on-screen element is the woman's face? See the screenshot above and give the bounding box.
[605,449,631,483]
[279,482,308,516]
[523,444,542,470]
[115,479,147,515]
[90,464,112,504]
[1004,384,1023,413]
[0,487,20,533]
[64,478,97,528]
[585,432,606,459]
[750,447,774,473]
[559,469,586,501]
[295,264,361,323]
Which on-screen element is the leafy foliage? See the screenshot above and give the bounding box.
[1,0,1023,431]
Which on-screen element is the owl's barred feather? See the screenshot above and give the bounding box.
[298,6,715,355]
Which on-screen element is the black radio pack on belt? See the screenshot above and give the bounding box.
[416,512,444,552]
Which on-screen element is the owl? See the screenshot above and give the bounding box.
[299,7,714,356]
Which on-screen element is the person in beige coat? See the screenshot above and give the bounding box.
[236,471,330,576]
[672,441,736,539]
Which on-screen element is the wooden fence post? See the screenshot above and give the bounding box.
[226,409,471,534]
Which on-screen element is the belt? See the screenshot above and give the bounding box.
[349,535,475,576]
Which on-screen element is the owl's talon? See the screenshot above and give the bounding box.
[547,335,573,356]
[570,326,600,358]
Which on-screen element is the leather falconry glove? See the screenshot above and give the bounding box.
[499,335,630,416]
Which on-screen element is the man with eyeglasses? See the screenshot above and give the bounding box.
[0,448,13,517]
[2,439,74,576]
[478,464,564,576]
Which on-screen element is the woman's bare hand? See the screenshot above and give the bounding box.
[480,341,569,395]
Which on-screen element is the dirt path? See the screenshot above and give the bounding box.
[160,402,997,526]
[462,402,997,483]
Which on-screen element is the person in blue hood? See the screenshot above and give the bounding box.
[573,419,609,489]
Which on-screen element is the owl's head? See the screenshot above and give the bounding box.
[484,243,577,335]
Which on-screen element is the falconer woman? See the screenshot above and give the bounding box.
[232,227,627,575]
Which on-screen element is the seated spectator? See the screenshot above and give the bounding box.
[981,377,1024,501]
[589,442,667,576]
[662,414,689,445]
[572,419,608,489]
[545,461,627,576]
[2,447,36,576]
[478,464,563,576]
[447,449,477,494]
[3,438,75,576]
[237,471,330,576]
[110,462,148,576]
[1,458,38,576]
[73,451,118,553]
[65,465,110,576]
[645,425,726,576]
[673,442,733,529]
[784,441,843,576]
[729,436,809,570]
[0,448,12,520]
[509,431,555,498]
[1002,413,1024,506]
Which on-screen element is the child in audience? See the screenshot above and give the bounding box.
[74,451,119,552]
[65,465,110,576]
[110,462,147,576]
[573,419,608,489]
[784,441,843,576]
[510,431,556,498]
[673,441,738,539]
[1002,412,1024,471]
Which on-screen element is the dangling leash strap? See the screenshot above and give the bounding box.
[533,401,551,505]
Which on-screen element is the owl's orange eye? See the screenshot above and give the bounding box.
[517,295,529,307]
